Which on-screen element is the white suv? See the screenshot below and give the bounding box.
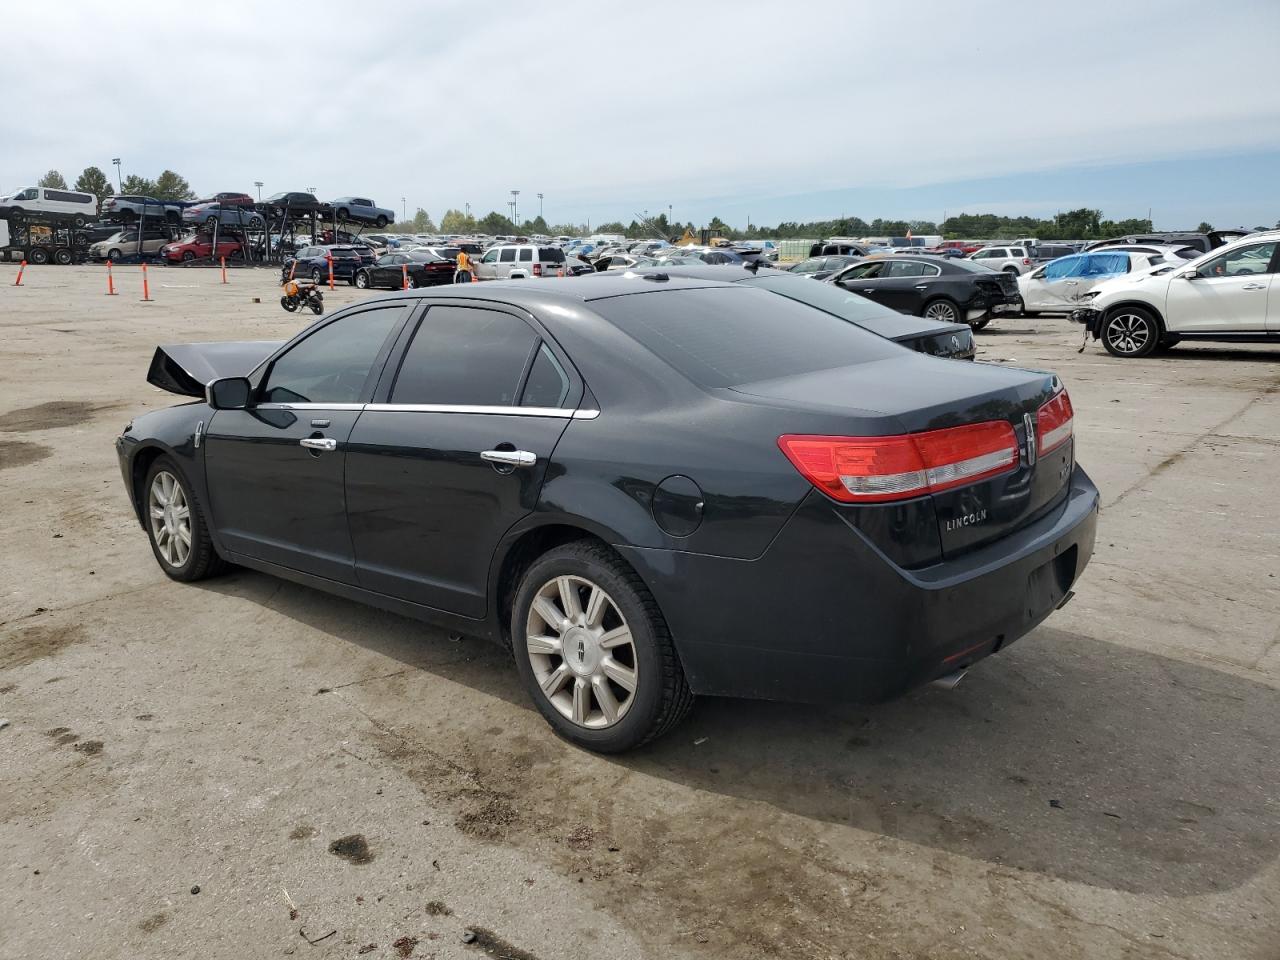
[475,244,568,280]
[969,246,1035,275]
[1072,231,1278,357]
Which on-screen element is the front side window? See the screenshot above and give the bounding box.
[792,258,822,273]
[840,262,885,281]
[389,307,537,406]
[482,250,498,263]
[1042,256,1084,281]
[261,305,406,404]
[1198,242,1277,277]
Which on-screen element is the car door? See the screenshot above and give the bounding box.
[498,247,518,277]
[1023,255,1085,311]
[1164,241,1277,332]
[370,253,396,287]
[880,259,941,313]
[345,304,579,616]
[203,302,412,581]
[477,248,500,279]
[834,261,892,308]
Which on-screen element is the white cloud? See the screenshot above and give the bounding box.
[1,0,1276,225]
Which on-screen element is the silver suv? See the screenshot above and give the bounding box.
[475,244,568,279]
[101,195,184,224]
[969,246,1035,275]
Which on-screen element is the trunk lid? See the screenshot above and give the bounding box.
[735,356,1072,559]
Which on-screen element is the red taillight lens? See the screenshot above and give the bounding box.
[778,421,1019,504]
[533,262,543,276]
[1022,258,1031,265]
[1036,390,1073,455]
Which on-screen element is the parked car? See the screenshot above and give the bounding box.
[283,244,364,283]
[1083,230,1253,255]
[160,235,243,263]
[0,186,98,226]
[828,256,1022,329]
[329,197,394,228]
[102,195,184,224]
[186,193,255,217]
[353,250,457,290]
[1018,249,1176,315]
[89,229,171,261]
[809,241,869,258]
[475,244,568,279]
[594,254,656,272]
[969,246,1037,276]
[182,203,266,230]
[117,277,1097,751]
[628,264,976,361]
[263,192,325,217]
[787,255,862,280]
[1071,232,1279,357]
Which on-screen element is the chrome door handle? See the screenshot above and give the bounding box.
[914,283,929,290]
[1241,282,1267,290]
[481,449,536,467]
[861,288,874,294]
[299,437,337,452]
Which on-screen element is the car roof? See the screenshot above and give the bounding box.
[357,275,735,310]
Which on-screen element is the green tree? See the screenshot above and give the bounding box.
[153,170,195,201]
[1197,221,1213,233]
[477,210,515,234]
[38,169,68,189]
[74,166,112,212]
[439,208,476,233]
[596,221,627,234]
[120,174,157,196]
[526,215,549,235]
[411,208,437,232]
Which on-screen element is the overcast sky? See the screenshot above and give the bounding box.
[2,1,1277,230]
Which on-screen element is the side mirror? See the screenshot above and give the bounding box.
[207,377,252,410]
[1177,270,1200,280]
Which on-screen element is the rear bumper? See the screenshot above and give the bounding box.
[619,466,1099,704]
[1071,307,1102,335]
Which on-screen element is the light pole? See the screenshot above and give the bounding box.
[511,189,520,226]
[402,197,406,222]
[537,192,543,222]
[465,202,471,220]
[111,158,121,191]
[254,181,263,202]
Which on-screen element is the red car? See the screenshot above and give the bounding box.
[160,236,243,263]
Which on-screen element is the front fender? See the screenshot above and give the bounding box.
[116,403,210,531]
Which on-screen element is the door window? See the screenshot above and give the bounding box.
[1042,256,1084,281]
[482,249,498,263]
[841,262,886,280]
[518,248,533,261]
[261,306,406,404]
[1079,253,1131,277]
[1197,242,1277,277]
[886,260,938,278]
[389,307,537,406]
[499,248,516,263]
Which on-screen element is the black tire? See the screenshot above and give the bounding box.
[142,455,227,582]
[1101,306,1161,358]
[28,247,49,265]
[511,541,693,753]
[308,299,324,315]
[280,296,298,312]
[354,270,370,289]
[971,316,991,330]
[72,215,86,228]
[108,248,122,261]
[1003,266,1020,277]
[375,215,388,228]
[53,248,72,265]
[922,298,962,326]
[337,208,349,221]
[310,267,323,283]
[405,274,418,289]
[205,216,219,228]
[9,207,22,222]
[181,251,195,262]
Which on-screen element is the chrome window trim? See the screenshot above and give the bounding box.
[254,402,366,411]
[362,402,599,419]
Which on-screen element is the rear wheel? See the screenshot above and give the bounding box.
[310,267,323,283]
[144,457,226,582]
[375,215,388,228]
[922,298,961,325]
[1102,307,1160,358]
[53,248,72,265]
[72,215,86,228]
[28,247,49,265]
[512,541,693,753]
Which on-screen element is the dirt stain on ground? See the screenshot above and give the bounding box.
[73,740,103,756]
[0,400,120,432]
[138,914,167,934]
[424,900,451,916]
[464,926,542,960]
[0,623,88,671]
[328,834,373,864]
[289,824,317,840]
[0,440,52,471]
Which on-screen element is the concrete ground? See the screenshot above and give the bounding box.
[0,263,1276,960]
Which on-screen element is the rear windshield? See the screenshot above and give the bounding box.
[539,247,565,262]
[947,258,997,272]
[745,275,898,324]
[591,287,901,388]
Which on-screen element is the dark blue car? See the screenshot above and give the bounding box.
[282,244,364,284]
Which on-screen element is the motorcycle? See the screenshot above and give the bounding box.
[280,278,324,315]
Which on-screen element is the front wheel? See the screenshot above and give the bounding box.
[181,251,195,262]
[108,248,121,261]
[28,247,49,264]
[143,457,226,581]
[72,215,86,227]
[310,267,323,283]
[512,541,693,753]
[354,270,370,289]
[922,298,962,325]
[281,296,298,312]
[1102,307,1160,358]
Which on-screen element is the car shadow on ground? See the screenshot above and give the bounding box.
[197,571,1280,899]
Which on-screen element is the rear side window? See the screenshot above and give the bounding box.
[538,247,565,263]
[518,248,533,262]
[521,344,570,407]
[593,287,901,389]
[391,306,537,406]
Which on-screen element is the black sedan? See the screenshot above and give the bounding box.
[627,264,976,360]
[354,250,456,290]
[787,254,862,280]
[828,256,1021,330]
[117,278,1098,752]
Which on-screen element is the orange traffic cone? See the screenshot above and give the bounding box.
[13,259,26,286]
[402,264,409,290]
[470,271,478,283]
[106,259,117,295]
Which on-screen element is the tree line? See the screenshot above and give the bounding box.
[37,167,196,211]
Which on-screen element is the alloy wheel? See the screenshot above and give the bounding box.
[1106,313,1151,355]
[148,470,191,568]
[924,301,958,322]
[525,575,638,728]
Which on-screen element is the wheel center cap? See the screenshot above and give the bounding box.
[562,627,600,677]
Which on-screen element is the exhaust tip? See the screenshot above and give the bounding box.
[931,669,968,691]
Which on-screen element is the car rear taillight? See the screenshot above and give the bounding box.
[533,262,543,277]
[778,421,1019,504]
[1022,258,1031,265]
[1035,389,1073,455]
